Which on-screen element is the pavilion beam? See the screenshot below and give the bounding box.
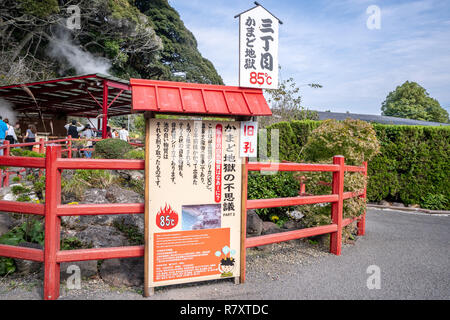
[102,81,109,139]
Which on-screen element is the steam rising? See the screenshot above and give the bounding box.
[48,30,111,75]
[0,98,18,125]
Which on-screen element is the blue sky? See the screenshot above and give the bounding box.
[169,0,450,115]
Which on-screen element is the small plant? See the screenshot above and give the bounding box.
[94,138,133,159]
[421,194,448,211]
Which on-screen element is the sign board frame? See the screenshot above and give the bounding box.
[236,3,282,90]
[144,113,250,296]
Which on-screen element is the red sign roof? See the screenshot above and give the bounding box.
[130,78,272,116]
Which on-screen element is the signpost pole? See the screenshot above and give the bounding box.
[238,156,248,284]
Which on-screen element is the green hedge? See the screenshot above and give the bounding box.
[265,121,450,210]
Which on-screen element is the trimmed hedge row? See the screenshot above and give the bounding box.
[264,120,450,209]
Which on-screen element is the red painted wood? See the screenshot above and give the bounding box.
[0,201,45,215]
[102,81,109,139]
[247,162,340,172]
[357,161,368,236]
[0,244,44,262]
[57,203,144,216]
[247,194,338,210]
[55,159,144,170]
[0,156,45,168]
[344,165,366,172]
[246,224,338,248]
[330,156,345,256]
[56,246,144,263]
[343,190,365,200]
[43,145,62,300]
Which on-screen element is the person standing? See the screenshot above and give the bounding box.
[4,119,18,145]
[80,124,95,158]
[23,124,37,151]
[118,124,130,142]
[64,120,85,139]
[0,116,8,156]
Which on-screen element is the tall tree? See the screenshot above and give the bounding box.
[381,81,449,123]
[135,0,223,84]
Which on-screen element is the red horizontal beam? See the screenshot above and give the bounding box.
[0,244,44,262]
[247,194,338,209]
[247,162,340,172]
[0,201,45,215]
[56,245,144,262]
[55,159,144,170]
[342,216,363,227]
[246,224,338,248]
[343,190,365,200]
[0,156,45,168]
[57,203,144,216]
[344,165,366,172]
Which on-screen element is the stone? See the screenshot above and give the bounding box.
[282,220,302,230]
[60,260,98,281]
[13,242,43,275]
[0,213,16,236]
[69,225,130,248]
[246,210,263,237]
[408,204,421,208]
[378,200,391,206]
[261,221,283,235]
[286,210,304,221]
[105,184,143,204]
[391,202,406,207]
[100,257,144,287]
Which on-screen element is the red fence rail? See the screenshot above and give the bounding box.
[0,140,367,300]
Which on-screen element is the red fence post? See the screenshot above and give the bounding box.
[43,145,62,300]
[330,156,345,255]
[3,140,10,187]
[357,161,368,236]
[67,136,72,158]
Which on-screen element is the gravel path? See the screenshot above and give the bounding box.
[1,208,449,300]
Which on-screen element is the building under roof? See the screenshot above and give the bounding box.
[316,111,449,126]
[0,74,272,138]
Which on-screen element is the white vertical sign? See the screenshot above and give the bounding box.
[238,5,280,89]
[240,121,258,157]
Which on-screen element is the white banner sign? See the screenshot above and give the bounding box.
[240,121,258,158]
[238,5,280,89]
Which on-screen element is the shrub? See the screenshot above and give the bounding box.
[62,169,114,201]
[247,171,300,221]
[123,149,145,160]
[420,194,448,211]
[10,148,45,158]
[94,138,133,159]
[265,120,450,210]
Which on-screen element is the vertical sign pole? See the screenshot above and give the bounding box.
[238,156,248,284]
[330,156,344,256]
[144,113,153,297]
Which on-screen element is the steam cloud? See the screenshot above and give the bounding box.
[48,30,111,75]
[0,98,18,125]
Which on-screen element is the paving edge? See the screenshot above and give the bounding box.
[367,204,450,215]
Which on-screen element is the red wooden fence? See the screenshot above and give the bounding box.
[0,140,367,300]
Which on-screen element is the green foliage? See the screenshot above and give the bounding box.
[0,219,45,247]
[420,194,448,211]
[261,77,319,127]
[62,169,114,200]
[381,81,449,123]
[18,0,59,18]
[302,119,381,165]
[10,149,45,158]
[265,120,450,210]
[123,149,145,160]
[60,237,91,250]
[113,218,144,245]
[94,138,133,159]
[247,172,300,220]
[0,257,16,276]
[137,0,224,84]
